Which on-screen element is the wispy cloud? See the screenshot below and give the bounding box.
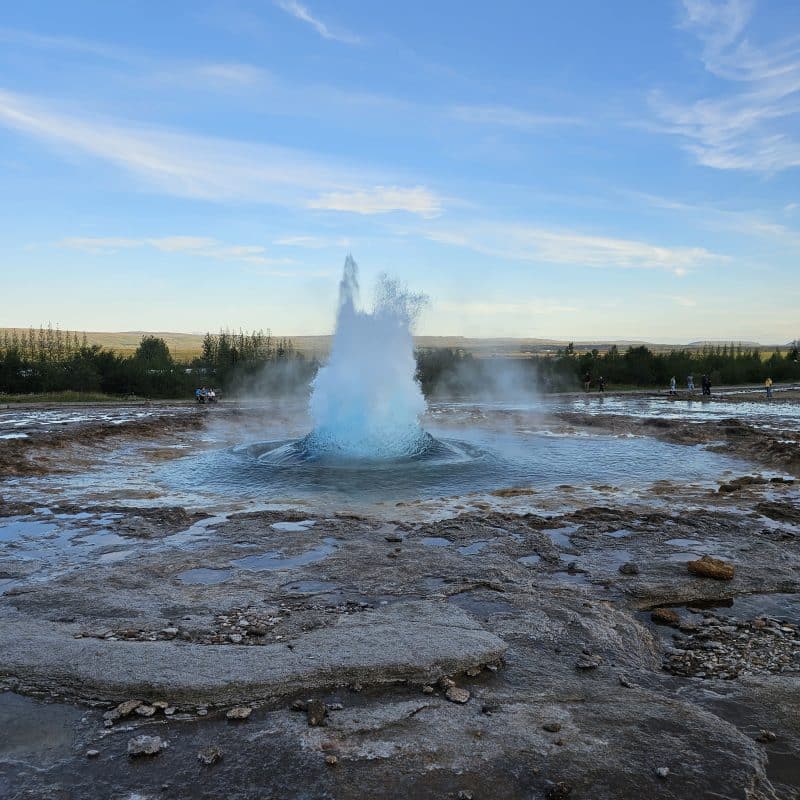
[661,294,698,308]
[0,89,443,215]
[189,62,268,87]
[449,104,583,130]
[59,235,293,265]
[274,1,361,44]
[274,235,352,248]
[633,190,800,248]
[309,186,442,217]
[651,0,800,173]
[0,26,134,61]
[423,222,724,275]
[435,299,578,316]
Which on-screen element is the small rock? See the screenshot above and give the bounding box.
[655,766,669,778]
[458,791,474,800]
[546,782,573,799]
[543,722,562,732]
[465,665,482,677]
[618,675,634,688]
[135,705,156,717]
[325,755,338,766]
[687,555,735,581]
[439,676,456,690]
[757,730,777,743]
[226,706,252,721]
[422,685,435,695]
[445,686,470,704]
[576,653,603,670]
[103,699,142,722]
[247,625,267,636]
[651,608,681,627]
[228,633,243,644]
[328,702,344,711]
[307,700,328,727]
[197,707,208,716]
[164,707,176,716]
[198,745,223,765]
[291,699,307,712]
[152,701,169,710]
[618,562,639,575]
[127,735,166,757]
[160,627,178,638]
[86,749,100,758]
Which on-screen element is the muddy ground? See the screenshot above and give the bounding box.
[0,398,798,799]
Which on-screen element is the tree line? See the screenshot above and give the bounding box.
[0,327,312,398]
[541,341,800,390]
[416,341,800,396]
[2,327,797,399]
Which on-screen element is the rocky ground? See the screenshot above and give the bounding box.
[0,400,798,799]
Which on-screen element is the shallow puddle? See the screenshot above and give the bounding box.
[231,538,337,571]
[271,520,316,532]
[177,567,233,585]
[421,537,451,547]
[0,692,82,761]
[541,525,579,549]
[458,539,494,555]
[0,518,60,544]
[604,529,633,539]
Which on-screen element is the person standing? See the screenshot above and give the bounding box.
[669,376,677,396]
[598,376,605,392]
[687,374,694,392]
[765,376,773,399]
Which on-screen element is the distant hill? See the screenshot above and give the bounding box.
[687,340,763,348]
[0,329,786,361]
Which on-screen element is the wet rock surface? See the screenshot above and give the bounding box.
[662,610,800,679]
[0,399,799,798]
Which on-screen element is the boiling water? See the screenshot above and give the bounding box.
[306,255,427,458]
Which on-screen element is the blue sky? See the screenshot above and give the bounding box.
[1,0,798,343]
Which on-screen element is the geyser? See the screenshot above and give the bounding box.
[305,255,428,459]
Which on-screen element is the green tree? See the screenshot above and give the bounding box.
[134,336,174,370]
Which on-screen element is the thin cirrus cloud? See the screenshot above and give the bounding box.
[651,0,800,173]
[449,104,584,130]
[274,0,362,45]
[0,89,443,215]
[308,186,442,217]
[58,235,293,266]
[423,223,724,275]
[273,235,352,248]
[435,300,578,316]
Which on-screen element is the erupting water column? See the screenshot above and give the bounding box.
[306,255,428,458]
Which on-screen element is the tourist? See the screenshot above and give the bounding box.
[195,387,203,403]
[765,377,773,400]
[583,372,591,392]
[598,376,605,392]
[669,376,677,396]
[687,374,694,392]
